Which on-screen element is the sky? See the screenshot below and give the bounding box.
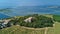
[0,0,60,8]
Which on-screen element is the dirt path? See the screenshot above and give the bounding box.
[44,27,48,34]
[17,25,54,30]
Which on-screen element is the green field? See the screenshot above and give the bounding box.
[55,23,60,34]
[53,15,60,22]
[0,25,54,34]
[53,15,60,34]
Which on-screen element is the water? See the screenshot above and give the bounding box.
[0,13,10,19]
[0,6,60,19]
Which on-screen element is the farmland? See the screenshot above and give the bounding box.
[53,15,60,34]
[53,15,60,22]
[55,23,60,34]
[0,25,54,34]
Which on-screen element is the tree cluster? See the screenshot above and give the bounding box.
[9,14,54,28]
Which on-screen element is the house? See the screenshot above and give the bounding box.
[3,19,11,24]
[0,19,12,29]
[24,17,35,23]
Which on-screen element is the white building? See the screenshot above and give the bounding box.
[24,17,34,23]
[3,19,11,24]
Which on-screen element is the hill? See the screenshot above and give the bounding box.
[0,14,54,34]
[8,14,54,28]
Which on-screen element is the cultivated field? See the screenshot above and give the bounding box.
[53,15,60,34]
[55,22,60,34]
[53,15,60,22]
[0,25,54,34]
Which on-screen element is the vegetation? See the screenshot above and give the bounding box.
[53,15,60,22]
[0,25,54,34]
[55,22,60,34]
[53,15,60,34]
[9,14,54,28]
[0,14,54,34]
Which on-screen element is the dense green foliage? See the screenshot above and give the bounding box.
[9,14,54,28]
[53,15,60,22]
